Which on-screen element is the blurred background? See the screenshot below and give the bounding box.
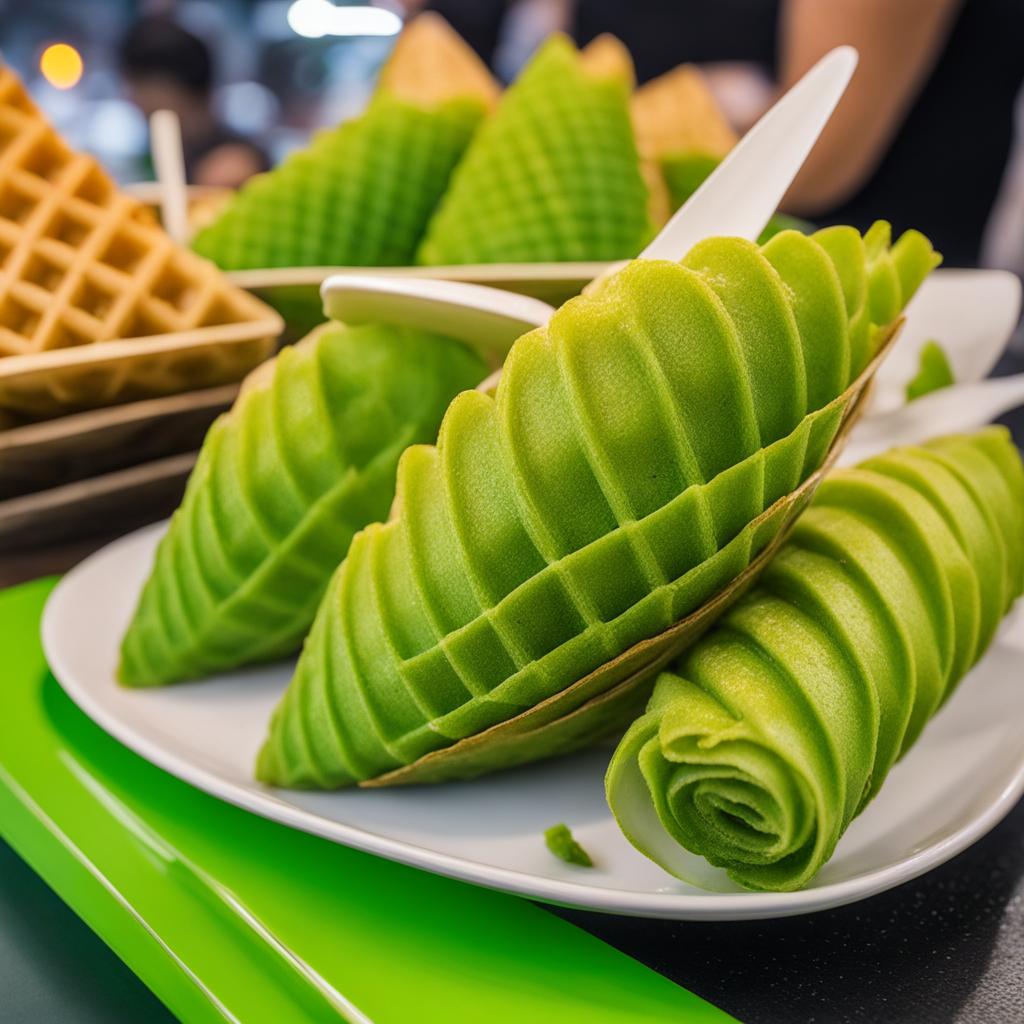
[0,0,1022,273]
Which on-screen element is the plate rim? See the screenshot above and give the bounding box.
[41,522,1024,921]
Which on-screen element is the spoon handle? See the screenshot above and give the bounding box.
[320,274,552,366]
[639,46,858,262]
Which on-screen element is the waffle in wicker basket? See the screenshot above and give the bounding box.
[0,64,281,419]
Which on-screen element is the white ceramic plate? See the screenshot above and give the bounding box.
[43,523,1024,921]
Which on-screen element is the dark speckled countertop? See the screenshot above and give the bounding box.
[556,798,1024,1024]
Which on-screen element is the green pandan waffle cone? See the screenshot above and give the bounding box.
[119,323,487,686]
[660,151,721,211]
[191,14,497,271]
[416,35,653,265]
[255,223,938,789]
[606,428,1024,892]
[191,94,484,270]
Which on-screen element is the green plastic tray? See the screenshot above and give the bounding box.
[0,577,734,1024]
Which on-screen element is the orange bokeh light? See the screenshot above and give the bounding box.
[40,43,83,90]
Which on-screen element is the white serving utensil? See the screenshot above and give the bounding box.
[844,372,1024,466]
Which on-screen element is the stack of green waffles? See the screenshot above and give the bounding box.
[190,22,738,278]
[119,17,1024,894]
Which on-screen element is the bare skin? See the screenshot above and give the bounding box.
[125,77,263,189]
[780,0,962,215]
[192,144,265,189]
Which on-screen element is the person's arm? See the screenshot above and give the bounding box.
[781,0,962,216]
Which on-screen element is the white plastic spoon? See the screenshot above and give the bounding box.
[322,46,859,353]
[843,372,1024,466]
[320,275,552,367]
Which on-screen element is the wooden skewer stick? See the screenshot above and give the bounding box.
[150,109,189,244]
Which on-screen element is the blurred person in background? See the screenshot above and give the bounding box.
[425,0,1024,269]
[118,15,269,189]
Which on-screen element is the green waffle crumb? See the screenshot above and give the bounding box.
[545,824,593,867]
[906,339,955,401]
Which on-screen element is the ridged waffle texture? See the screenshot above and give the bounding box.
[417,36,653,265]
[191,95,486,270]
[607,429,1024,892]
[0,65,272,356]
[256,223,939,789]
[119,323,486,686]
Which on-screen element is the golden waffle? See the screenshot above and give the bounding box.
[631,64,737,161]
[378,12,500,109]
[0,64,281,418]
[578,34,635,86]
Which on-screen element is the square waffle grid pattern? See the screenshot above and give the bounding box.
[0,66,280,417]
[191,95,484,270]
[416,44,652,265]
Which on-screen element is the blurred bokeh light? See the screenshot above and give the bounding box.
[286,0,402,39]
[39,42,83,90]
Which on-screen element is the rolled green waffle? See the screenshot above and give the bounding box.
[416,35,653,265]
[119,323,487,686]
[256,223,938,789]
[606,428,1024,892]
[191,15,496,270]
